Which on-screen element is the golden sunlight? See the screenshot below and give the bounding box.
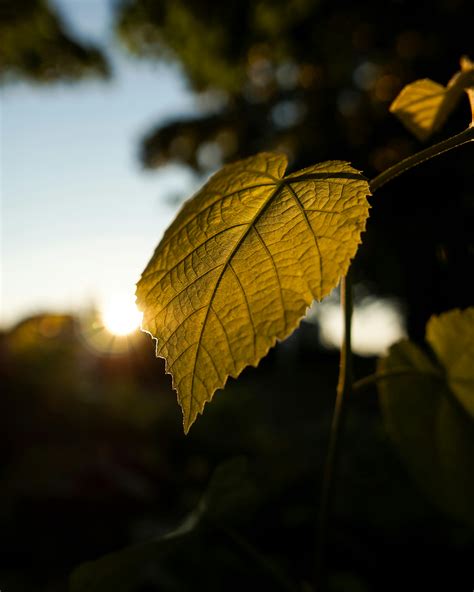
[101,295,143,336]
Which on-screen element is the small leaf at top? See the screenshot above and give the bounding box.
[136,152,370,432]
[460,55,474,125]
[390,56,474,140]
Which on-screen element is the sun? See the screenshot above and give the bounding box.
[101,295,143,336]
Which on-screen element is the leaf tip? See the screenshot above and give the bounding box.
[181,403,199,435]
[460,55,474,72]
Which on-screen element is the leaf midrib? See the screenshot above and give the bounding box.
[188,181,286,413]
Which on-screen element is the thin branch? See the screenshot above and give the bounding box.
[370,125,474,193]
[315,270,353,591]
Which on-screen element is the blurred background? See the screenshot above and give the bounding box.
[1,0,473,590]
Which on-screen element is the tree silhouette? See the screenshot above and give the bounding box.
[116,0,472,174]
[0,0,109,83]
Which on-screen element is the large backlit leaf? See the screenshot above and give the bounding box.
[390,56,474,140]
[378,308,474,526]
[136,152,370,432]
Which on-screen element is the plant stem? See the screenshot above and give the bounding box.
[315,270,353,591]
[370,125,474,192]
[313,124,473,590]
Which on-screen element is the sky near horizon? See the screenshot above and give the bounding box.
[1,0,199,327]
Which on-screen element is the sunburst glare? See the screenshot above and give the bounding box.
[101,295,143,336]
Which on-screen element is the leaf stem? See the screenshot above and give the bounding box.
[315,270,353,591]
[352,368,442,392]
[370,125,474,192]
[220,526,298,592]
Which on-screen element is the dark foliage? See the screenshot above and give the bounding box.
[0,0,109,83]
[1,315,473,591]
[116,0,472,173]
[116,0,474,340]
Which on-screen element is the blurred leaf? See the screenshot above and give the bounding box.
[378,307,474,526]
[70,533,202,592]
[389,56,474,140]
[136,152,370,432]
[427,307,474,418]
[70,530,294,592]
[70,458,292,592]
[198,457,259,524]
[460,55,474,120]
[166,457,258,537]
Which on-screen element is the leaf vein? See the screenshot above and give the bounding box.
[158,182,277,250]
[253,226,286,330]
[211,305,236,372]
[157,263,224,314]
[169,342,196,371]
[201,344,222,382]
[286,184,324,296]
[142,223,247,292]
[189,184,286,401]
[229,262,257,358]
[156,304,207,356]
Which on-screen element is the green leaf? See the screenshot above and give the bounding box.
[70,531,285,592]
[378,308,474,526]
[70,536,183,592]
[460,55,474,121]
[136,152,370,432]
[427,307,474,418]
[165,457,260,537]
[389,56,474,140]
[70,459,292,592]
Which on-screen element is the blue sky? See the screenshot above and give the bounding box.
[1,0,199,326]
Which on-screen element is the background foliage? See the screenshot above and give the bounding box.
[0,0,109,82]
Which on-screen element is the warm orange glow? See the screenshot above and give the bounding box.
[101,296,142,336]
